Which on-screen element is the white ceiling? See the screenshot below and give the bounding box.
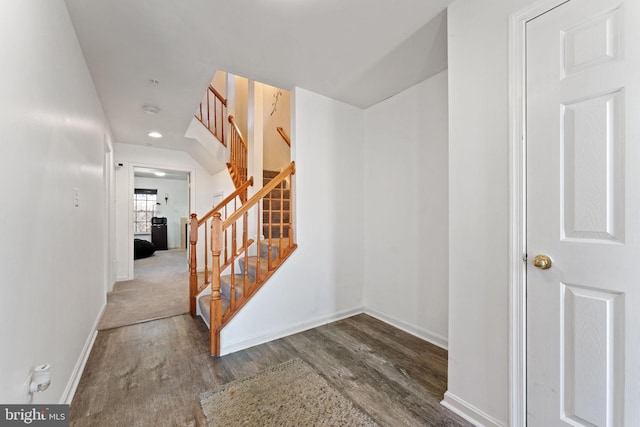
[134,167,189,181]
[64,0,450,153]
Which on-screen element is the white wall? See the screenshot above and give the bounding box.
[220,87,365,354]
[0,0,111,403]
[134,176,189,249]
[234,75,249,138]
[445,1,535,425]
[211,70,227,99]
[363,70,449,348]
[114,143,218,280]
[262,84,291,172]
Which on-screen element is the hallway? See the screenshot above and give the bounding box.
[97,250,189,330]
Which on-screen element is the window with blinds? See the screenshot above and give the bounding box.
[134,188,157,233]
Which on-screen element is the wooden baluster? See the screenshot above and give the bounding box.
[206,89,211,131]
[189,213,198,315]
[230,222,237,310]
[267,189,273,271]
[288,176,294,250]
[279,183,284,259]
[213,92,217,135]
[210,212,223,356]
[243,210,249,288]
[223,204,228,263]
[204,220,209,286]
[221,104,225,145]
[288,165,295,251]
[288,220,293,251]
[255,203,261,287]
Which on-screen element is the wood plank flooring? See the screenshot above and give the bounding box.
[70,314,472,426]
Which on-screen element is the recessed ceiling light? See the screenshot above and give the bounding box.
[148,131,162,138]
[154,171,166,177]
[143,105,160,114]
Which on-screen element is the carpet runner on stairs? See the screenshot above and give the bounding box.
[198,238,289,326]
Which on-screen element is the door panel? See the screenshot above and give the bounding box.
[561,89,624,242]
[526,0,639,425]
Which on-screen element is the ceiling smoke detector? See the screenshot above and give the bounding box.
[143,105,160,115]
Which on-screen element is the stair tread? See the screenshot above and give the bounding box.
[198,294,230,326]
[243,256,269,270]
[259,238,290,246]
[198,243,298,331]
[220,274,249,298]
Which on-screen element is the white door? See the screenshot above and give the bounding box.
[526,0,640,425]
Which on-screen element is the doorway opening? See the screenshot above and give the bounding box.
[97,167,192,330]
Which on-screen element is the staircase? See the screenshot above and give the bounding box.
[262,170,291,239]
[189,163,297,356]
[197,237,288,327]
[188,80,294,356]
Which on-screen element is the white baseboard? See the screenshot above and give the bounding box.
[441,391,506,427]
[220,306,365,356]
[60,302,105,405]
[364,308,448,350]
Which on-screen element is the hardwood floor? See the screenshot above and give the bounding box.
[70,314,472,426]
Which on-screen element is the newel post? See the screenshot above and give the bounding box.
[210,212,223,356]
[189,213,199,315]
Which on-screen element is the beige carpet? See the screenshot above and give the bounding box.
[98,250,189,330]
[199,358,379,427]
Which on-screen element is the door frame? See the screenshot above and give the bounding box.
[508,1,570,426]
[126,162,196,279]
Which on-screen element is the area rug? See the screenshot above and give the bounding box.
[98,250,189,330]
[199,358,379,427]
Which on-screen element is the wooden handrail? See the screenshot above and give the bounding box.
[228,115,248,188]
[228,115,248,149]
[223,162,295,228]
[197,177,253,226]
[209,85,227,106]
[195,85,227,146]
[276,127,291,146]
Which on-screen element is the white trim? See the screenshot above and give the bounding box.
[220,306,364,356]
[115,274,131,282]
[60,302,106,404]
[441,392,507,427]
[364,308,448,350]
[508,1,570,426]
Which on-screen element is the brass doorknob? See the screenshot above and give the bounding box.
[533,254,552,270]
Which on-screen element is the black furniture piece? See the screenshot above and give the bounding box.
[151,217,168,250]
[134,239,156,259]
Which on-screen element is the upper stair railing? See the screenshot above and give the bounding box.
[276,127,291,146]
[228,115,248,188]
[195,85,227,146]
[190,161,297,356]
